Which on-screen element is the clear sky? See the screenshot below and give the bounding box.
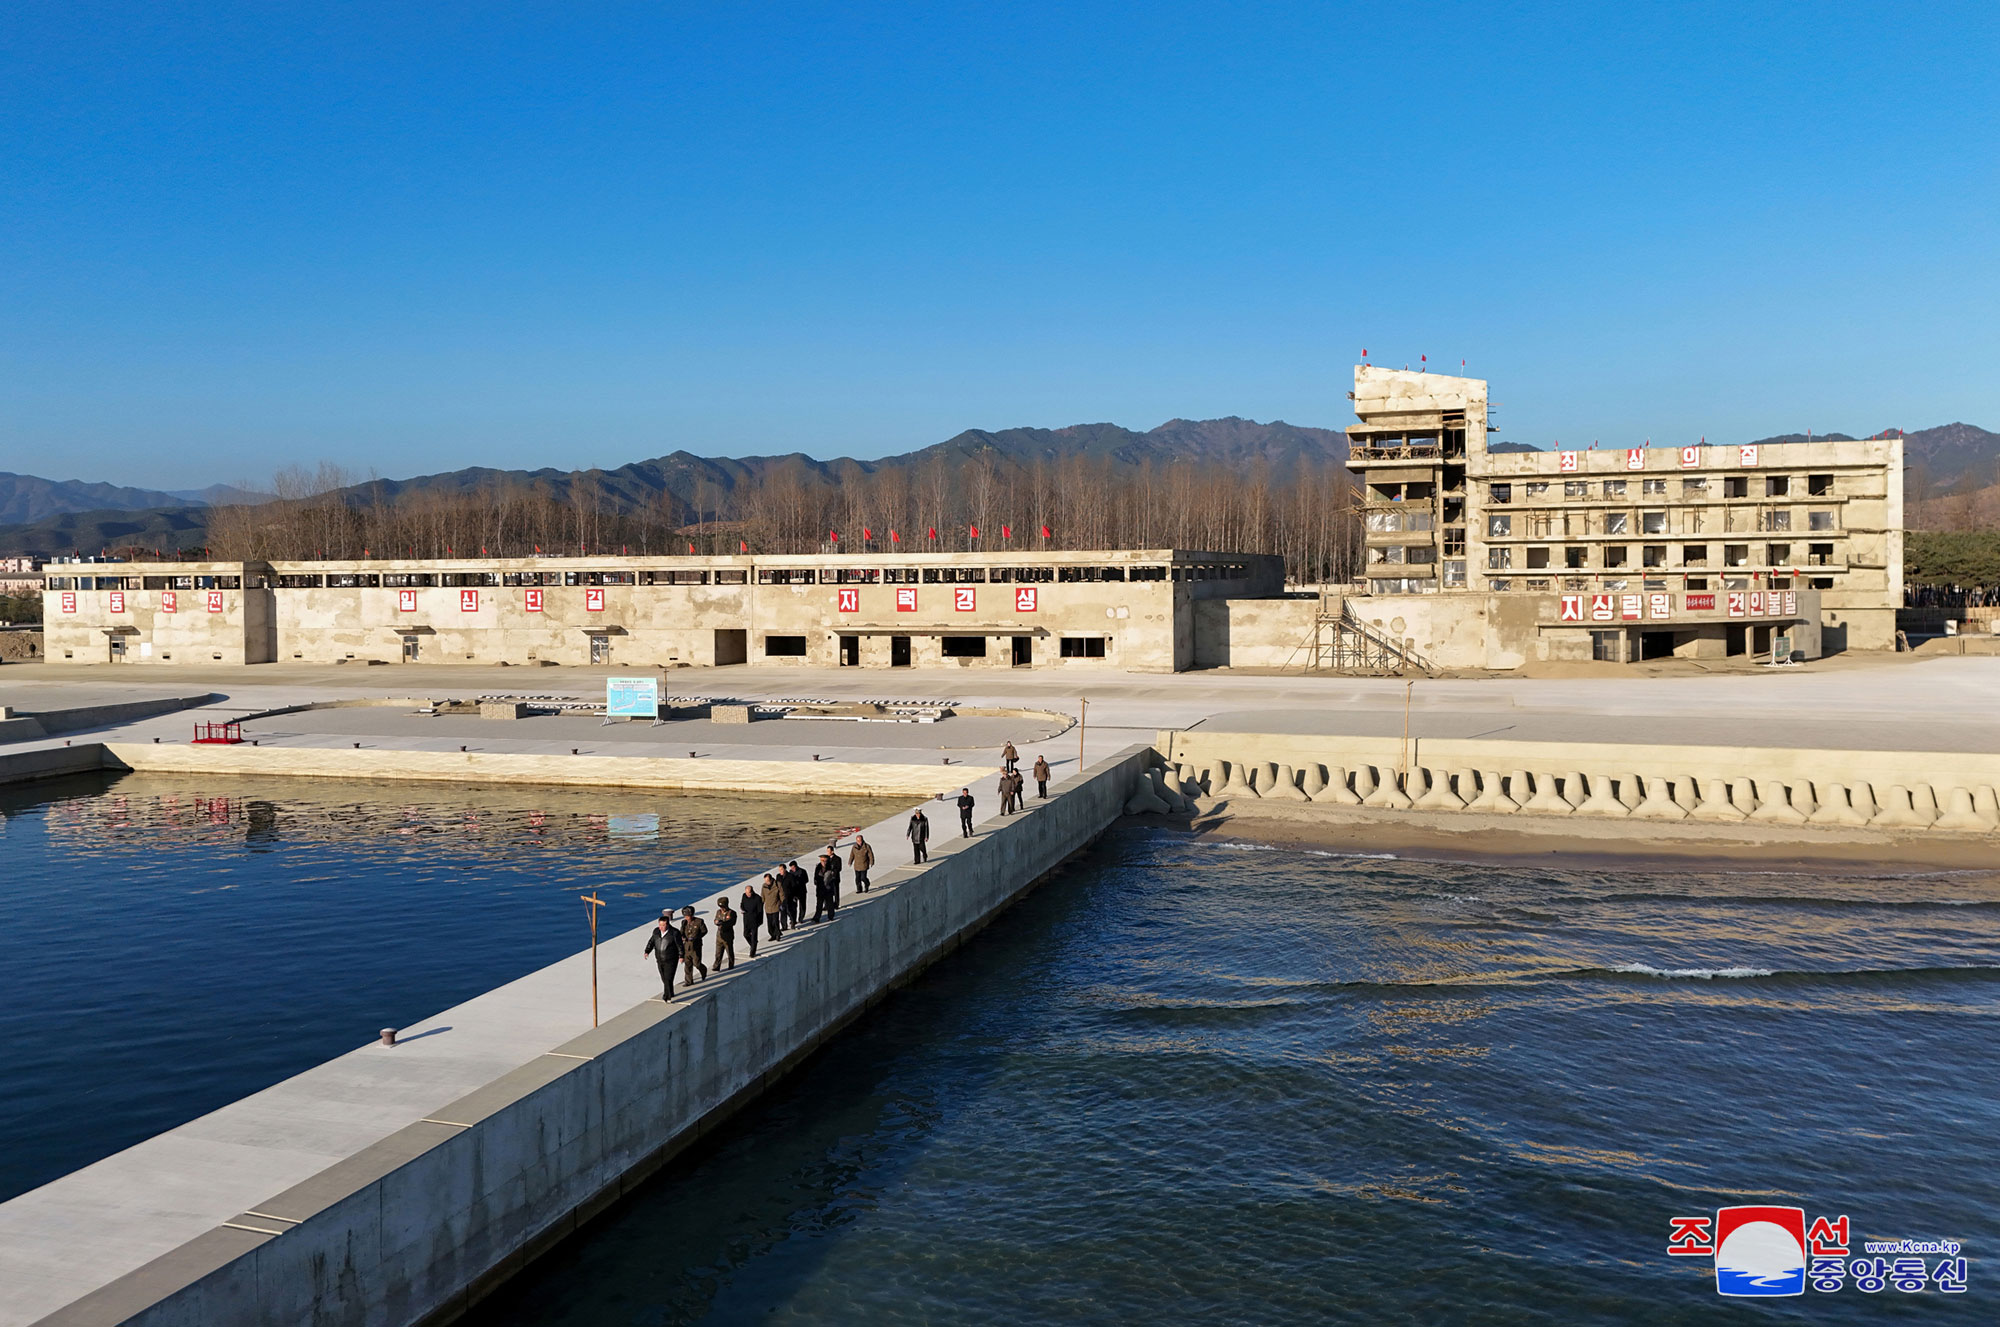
[4,1,1996,490]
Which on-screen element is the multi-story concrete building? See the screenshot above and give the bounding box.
[1344,365,1900,663]
[41,549,1285,672]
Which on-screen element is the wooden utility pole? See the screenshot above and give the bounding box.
[1077,697,1087,774]
[581,892,605,1027]
[1400,680,1413,789]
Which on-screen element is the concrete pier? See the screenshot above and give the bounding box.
[0,744,1150,1327]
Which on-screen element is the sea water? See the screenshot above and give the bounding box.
[0,773,910,1204]
[463,825,1999,1324]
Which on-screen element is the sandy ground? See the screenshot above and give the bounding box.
[1178,797,2000,876]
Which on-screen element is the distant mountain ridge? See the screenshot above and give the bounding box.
[0,417,1350,555]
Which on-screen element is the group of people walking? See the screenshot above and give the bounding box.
[642,740,1054,1002]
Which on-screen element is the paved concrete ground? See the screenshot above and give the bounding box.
[7,652,1999,754]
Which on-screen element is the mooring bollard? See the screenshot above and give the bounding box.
[813,753,821,761]
[379,1028,397,1047]
[353,742,360,749]
[571,748,579,755]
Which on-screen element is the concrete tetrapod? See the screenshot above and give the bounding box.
[1267,764,1313,802]
[1221,760,1259,799]
[1520,772,1574,816]
[1630,776,1689,820]
[1871,785,1937,829]
[1321,767,1362,806]
[1299,764,1329,800]
[1806,783,1869,827]
[1125,770,1171,815]
[1749,779,1810,824]
[1933,786,1997,832]
[1350,765,1378,803]
[1573,773,1629,817]
[1466,770,1520,814]
[1149,767,1195,815]
[1690,774,1748,822]
[1848,782,1881,825]
[1616,774,1644,812]
[1413,767,1466,812]
[1362,766,1413,810]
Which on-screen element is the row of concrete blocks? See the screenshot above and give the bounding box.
[1133,757,2000,834]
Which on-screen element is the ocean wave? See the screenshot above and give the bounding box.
[1546,891,2000,911]
[1607,964,1775,980]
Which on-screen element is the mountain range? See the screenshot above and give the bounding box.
[2,417,1994,557]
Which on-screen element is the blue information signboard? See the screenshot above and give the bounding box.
[605,676,660,719]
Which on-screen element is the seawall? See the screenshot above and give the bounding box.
[1160,729,2000,834]
[5,744,1151,1327]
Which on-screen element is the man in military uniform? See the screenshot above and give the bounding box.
[643,909,685,1001]
[712,894,737,971]
[679,905,709,985]
[761,872,785,940]
[1033,754,1051,799]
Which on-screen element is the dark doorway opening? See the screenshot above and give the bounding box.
[1011,636,1032,667]
[1639,631,1676,660]
[1726,625,1746,657]
[890,635,911,667]
[839,635,860,667]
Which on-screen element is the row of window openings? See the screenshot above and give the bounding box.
[1485,510,1837,537]
[1375,573,1838,593]
[242,565,1198,590]
[1475,543,1841,570]
[1491,474,1837,503]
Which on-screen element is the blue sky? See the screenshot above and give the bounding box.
[3,1,1996,489]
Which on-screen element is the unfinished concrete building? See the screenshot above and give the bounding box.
[1343,365,1900,665]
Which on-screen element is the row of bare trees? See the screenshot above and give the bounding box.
[191,453,1365,585]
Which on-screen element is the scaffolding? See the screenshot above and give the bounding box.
[1287,593,1433,675]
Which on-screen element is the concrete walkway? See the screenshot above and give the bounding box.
[0,754,1062,1327]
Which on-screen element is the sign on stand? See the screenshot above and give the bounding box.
[605,676,661,721]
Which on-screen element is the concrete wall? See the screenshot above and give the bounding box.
[18,746,1152,1327]
[1190,596,1320,669]
[1160,729,2000,833]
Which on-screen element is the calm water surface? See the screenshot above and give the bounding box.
[463,827,1999,1325]
[0,772,909,1202]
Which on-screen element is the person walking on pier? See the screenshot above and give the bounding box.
[907,807,930,863]
[761,872,785,941]
[679,905,709,985]
[1033,754,1050,799]
[712,895,737,971]
[643,910,686,1001]
[812,853,838,922]
[739,883,764,958]
[957,787,976,836]
[1002,740,1019,773]
[784,860,807,927]
[998,766,1017,815]
[849,834,875,892]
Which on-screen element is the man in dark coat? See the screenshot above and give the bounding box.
[907,807,930,863]
[643,909,685,1001]
[738,883,764,958]
[1033,755,1051,799]
[712,895,737,971]
[812,853,838,922]
[784,860,807,926]
[957,787,976,836]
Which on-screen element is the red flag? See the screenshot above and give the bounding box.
[1001,524,1011,539]
[969,524,979,538]
[740,540,748,553]
[890,529,900,543]
[446,546,452,554]
[927,527,937,540]
[535,544,542,553]
[830,530,839,543]
[687,541,695,554]
[481,546,487,555]
[863,527,873,540]
[1040,524,1052,539]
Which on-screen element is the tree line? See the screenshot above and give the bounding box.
[188,453,1366,585]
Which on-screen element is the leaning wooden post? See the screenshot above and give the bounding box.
[1078,697,1087,774]
[581,892,605,1027]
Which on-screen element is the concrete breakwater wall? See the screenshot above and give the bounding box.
[0,694,220,745]
[1159,730,2000,834]
[15,745,1151,1327]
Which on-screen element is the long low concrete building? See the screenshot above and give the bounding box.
[40,550,1286,673]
